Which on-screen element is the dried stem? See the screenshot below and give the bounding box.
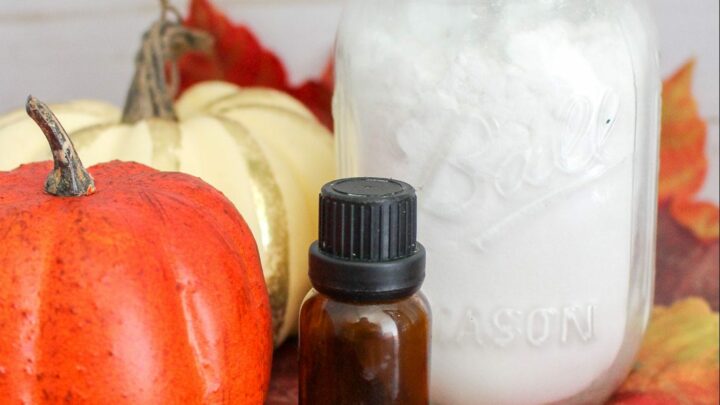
[26,96,96,197]
[121,2,213,124]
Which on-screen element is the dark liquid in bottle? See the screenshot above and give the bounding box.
[299,291,430,405]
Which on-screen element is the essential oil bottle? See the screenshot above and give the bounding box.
[299,177,430,405]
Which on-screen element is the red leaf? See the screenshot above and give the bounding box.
[290,81,334,131]
[178,0,333,130]
[655,206,719,309]
[180,0,288,91]
[609,391,682,405]
[320,59,335,90]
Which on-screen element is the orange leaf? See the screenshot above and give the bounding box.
[659,60,708,204]
[609,298,720,405]
[670,198,720,244]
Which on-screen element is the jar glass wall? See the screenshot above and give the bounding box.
[334,0,660,403]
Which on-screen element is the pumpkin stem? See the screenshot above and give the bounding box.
[121,1,213,124]
[26,96,96,197]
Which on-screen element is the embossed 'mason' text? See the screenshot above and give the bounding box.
[435,304,596,348]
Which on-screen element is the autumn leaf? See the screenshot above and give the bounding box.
[179,0,288,89]
[670,198,720,244]
[655,207,719,310]
[178,0,333,130]
[289,81,333,131]
[608,298,720,405]
[319,59,335,90]
[659,60,708,204]
[658,60,719,243]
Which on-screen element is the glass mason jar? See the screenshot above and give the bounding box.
[334,1,661,404]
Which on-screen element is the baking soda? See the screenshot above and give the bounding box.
[335,1,656,403]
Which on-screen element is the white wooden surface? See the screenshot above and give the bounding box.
[0,0,717,202]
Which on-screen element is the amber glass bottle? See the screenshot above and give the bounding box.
[299,177,430,405]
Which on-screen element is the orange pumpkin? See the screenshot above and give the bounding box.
[0,97,272,404]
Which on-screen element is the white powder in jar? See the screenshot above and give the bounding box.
[335,1,653,404]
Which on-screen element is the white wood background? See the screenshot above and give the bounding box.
[0,0,717,202]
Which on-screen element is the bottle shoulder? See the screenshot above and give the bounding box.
[301,289,430,337]
[303,289,430,310]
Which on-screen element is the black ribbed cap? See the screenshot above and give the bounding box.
[310,178,425,302]
[318,177,417,261]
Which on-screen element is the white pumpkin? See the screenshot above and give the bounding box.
[0,18,335,345]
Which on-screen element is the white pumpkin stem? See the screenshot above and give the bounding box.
[26,96,96,197]
[121,2,213,124]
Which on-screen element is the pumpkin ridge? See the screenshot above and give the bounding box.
[213,104,332,202]
[135,188,213,398]
[213,116,289,342]
[80,172,210,401]
[33,200,85,402]
[143,119,182,171]
[178,84,315,121]
[0,109,35,131]
[140,175,269,401]
[153,177,269,314]
[148,187,251,267]
[203,90,247,112]
[212,103,317,125]
[28,162,204,402]
[69,122,120,153]
[149,186,257,299]
[0,102,118,132]
[198,91,303,117]
[2,106,272,401]
[1,197,51,403]
[176,84,245,118]
[138,188,172,225]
